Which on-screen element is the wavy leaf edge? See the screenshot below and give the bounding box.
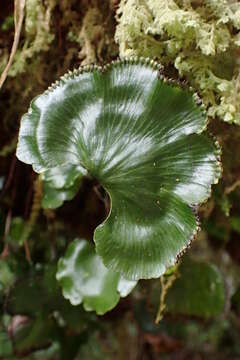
[16,56,222,280]
[56,239,137,315]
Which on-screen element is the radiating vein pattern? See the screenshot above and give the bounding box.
[17,58,221,280]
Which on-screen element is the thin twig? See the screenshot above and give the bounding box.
[1,156,17,197]
[1,209,12,258]
[0,0,26,89]
[20,176,43,263]
[225,179,240,195]
[155,264,180,324]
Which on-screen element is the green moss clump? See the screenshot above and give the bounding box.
[115,0,240,125]
[8,0,56,77]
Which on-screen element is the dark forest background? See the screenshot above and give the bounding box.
[1,1,240,359]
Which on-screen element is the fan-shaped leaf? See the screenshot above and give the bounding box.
[41,164,84,209]
[56,239,137,315]
[16,58,221,280]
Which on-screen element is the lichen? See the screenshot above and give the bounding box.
[115,0,240,125]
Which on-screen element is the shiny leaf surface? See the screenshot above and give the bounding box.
[41,164,84,208]
[16,58,221,279]
[56,239,137,315]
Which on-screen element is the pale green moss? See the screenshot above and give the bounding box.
[8,0,56,77]
[115,0,240,125]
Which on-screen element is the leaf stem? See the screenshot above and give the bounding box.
[155,263,180,324]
